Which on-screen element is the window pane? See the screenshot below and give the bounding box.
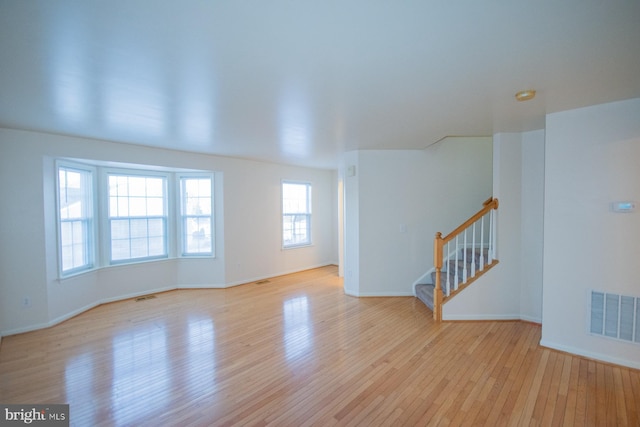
[129,197,147,216]
[72,221,84,244]
[283,182,310,214]
[185,217,212,254]
[72,243,85,267]
[108,173,167,262]
[148,236,165,256]
[109,175,128,197]
[148,218,164,237]
[111,219,130,239]
[283,215,294,243]
[58,165,93,273]
[146,197,164,216]
[130,219,148,238]
[180,176,214,255]
[128,176,147,197]
[130,237,148,258]
[109,197,118,218]
[282,182,311,247]
[146,177,164,197]
[283,214,310,246]
[61,245,73,271]
[111,239,130,261]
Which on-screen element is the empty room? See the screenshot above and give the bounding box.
[1,1,640,425]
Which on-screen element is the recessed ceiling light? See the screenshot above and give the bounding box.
[515,90,536,102]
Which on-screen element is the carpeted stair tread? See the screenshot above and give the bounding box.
[415,283,435,311]
[416,248,492,313]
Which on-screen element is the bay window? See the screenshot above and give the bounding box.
[55,160,215,277]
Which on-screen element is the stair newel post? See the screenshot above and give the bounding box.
[489,198,498,262]
[434,232,444,323]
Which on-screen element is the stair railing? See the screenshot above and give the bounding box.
[433,197,499,322]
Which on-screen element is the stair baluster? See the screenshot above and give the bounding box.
[415,197,500,322]
[454,235,459,293]
[480,215,485,270]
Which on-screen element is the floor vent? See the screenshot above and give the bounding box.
[135,295,157,302]
[590,290,640,344]
[255,280,270,285]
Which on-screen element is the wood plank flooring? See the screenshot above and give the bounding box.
[1,266,639,426]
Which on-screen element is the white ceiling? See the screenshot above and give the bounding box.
[1,1,639,169]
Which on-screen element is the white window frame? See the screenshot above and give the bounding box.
[105,169,169,264]
[54,159,216,278]
[178,173,215,257]
[282,180,312,249]
[56,161,96,277]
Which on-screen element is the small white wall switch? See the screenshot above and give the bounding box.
[611,201,636,213]
[347,165,356,177]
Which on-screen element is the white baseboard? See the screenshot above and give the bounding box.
[519,314,542,324]
[1,320,54,337]
[539,339,640,370]
[177,283,228,289]
[352,291,414,297]
[223,263,334,287]
[0,264,336,337]
[1,285,177,337]
[442,313,522,321]
[99,286,176,305]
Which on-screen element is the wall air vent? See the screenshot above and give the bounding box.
[590,290,640,344]
[135,295,157,302]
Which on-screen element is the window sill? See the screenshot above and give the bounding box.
[282,243,313,250]
[57,255,216,282]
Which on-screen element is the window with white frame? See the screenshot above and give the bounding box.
[58,164,95,275]
[108,173,168,263]
[179,175,214,255]
[282,181,311,248]
[55,160,216,277]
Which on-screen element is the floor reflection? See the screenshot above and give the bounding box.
[111,323,170,426]
[283,296,312,361]
[185,316,216,397]
[65,352,95,423]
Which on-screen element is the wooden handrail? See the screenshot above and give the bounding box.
[432,197,499,322]
[441,198,498,243]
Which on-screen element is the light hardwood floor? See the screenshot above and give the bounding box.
[1,266,638,426]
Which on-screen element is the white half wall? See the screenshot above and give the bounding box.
[0,128,337,336]
[444,133,522,319]
[542,97,640,369]
[343,137,493,296]
[443,130,545,322]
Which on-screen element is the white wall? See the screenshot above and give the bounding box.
[443,130,545,322]
[444,133,522,319]
[343,137,493,296]
[0,128,337,336]
[342,150,360,295]
[520,130,545,322]
[541,98,640,369]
